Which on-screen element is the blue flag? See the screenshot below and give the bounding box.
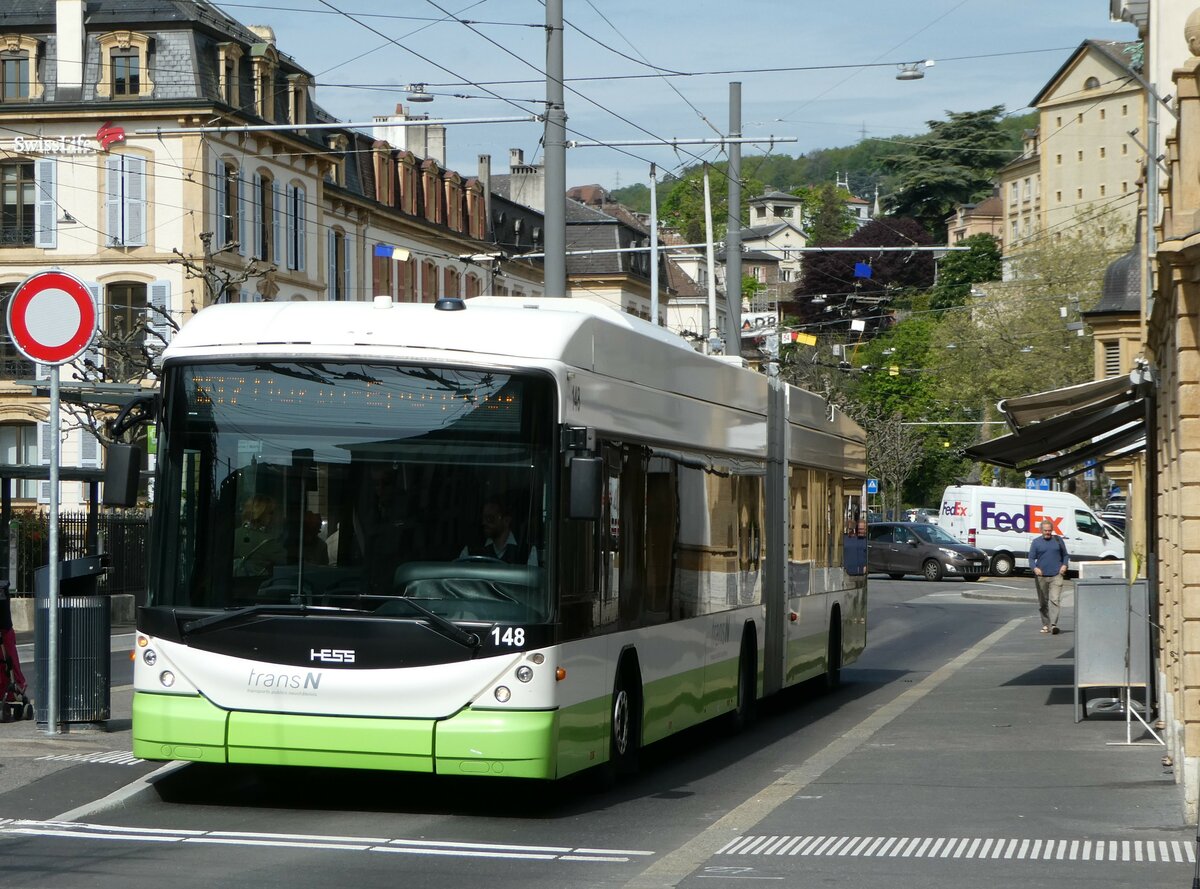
[854,262,872,279]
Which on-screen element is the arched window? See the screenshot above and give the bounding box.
[1084,76,1100,90]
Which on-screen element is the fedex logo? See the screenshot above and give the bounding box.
[943,501,967,516]
[980,501,1064,534]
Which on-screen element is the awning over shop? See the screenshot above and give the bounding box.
[963,366,1153,475]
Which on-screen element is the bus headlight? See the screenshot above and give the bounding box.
[142,649,157,666]
[515,666,533,683]
[494,686,511,703]
[159,671,176,688]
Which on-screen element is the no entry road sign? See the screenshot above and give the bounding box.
[6,270,97,366]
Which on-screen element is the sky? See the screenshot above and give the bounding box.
[209,0,1137,193]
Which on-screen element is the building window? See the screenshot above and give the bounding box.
[1077,150,1083,161]
[1023,178,1031,200]
[1055,154,1062,166]
[373,243,393,297]
[253,172,276,262]
[1,53,29,101]
[0,423,38,498]
[1122,143,1128,155]
[105,281,148,380]
[104,154,147,247]
[285,184,306,271]
[1103,341,1120,377]
[1122,104,1128,116]
[1,161,35,247]
[1056,190,1062,203]
[96,32,153,99]
[0,284,33,380]
[1084,76,1100,90]
[1077,113,1083,124]
[1010,221,1018,241]
[217,43,242,106]
[1100,108,1106,120]
[1122,181,1128,193]
[1077,188,1083,199]
[328,229,350,300]
[1055,116,1062,128]
[1100,184,1106,196]
[112,51,139,96]
[220,162,239,248]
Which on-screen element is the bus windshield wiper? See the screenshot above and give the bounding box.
[180,603,362,636]
[388,597,480,651]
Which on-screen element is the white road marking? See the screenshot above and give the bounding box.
[37,750,144,766]
[717,835,1194,865]
[0,819,654,863]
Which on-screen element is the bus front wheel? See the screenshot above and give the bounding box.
[609,663,642,778]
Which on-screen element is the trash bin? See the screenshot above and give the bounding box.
[34,554,111,725]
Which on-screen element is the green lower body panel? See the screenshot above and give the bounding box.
[132,692,563,777]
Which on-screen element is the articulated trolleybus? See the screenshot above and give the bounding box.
[130,296,867,779]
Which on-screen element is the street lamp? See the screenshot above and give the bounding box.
[896,60,935,81]
[405,83,434,103]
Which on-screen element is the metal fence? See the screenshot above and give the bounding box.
[8,510,149,600]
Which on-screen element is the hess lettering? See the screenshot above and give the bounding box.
[310,648,356,664]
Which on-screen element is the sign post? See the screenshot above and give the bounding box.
[6,270,97,735]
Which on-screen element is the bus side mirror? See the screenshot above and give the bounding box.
[103,443,143,507]
[568,456,601,520]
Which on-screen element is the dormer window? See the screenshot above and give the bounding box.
[217,43,243,106]
[250,45,279,121]
[96,31,153,99]
[1,36,42,101]
[287,74,308,128]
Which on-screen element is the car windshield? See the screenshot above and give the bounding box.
[149,361,555,625]
[913,524,962,545]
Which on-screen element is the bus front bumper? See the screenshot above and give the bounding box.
[132,691,559,779]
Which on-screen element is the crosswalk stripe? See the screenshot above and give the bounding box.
[717,836,1195,865]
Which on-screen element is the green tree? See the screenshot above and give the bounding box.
[798,182,856,246]
[657,164,764,244]
[930,233,1002,311]
[883,106,1018,239]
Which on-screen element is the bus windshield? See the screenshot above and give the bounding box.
[151,361,555,625]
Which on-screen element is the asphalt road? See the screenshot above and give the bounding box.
[1,574,1190,889]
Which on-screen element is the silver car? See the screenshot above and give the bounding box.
[867,521,989,582]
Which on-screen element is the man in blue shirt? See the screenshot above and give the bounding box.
[1028,519,1069,634]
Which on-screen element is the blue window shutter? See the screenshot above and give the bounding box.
[343,231,353,300]
[296,186,306,272]
[34,158,57,249]
[105,155,123,245]
[252,173,262,259]
[125,156,147,247]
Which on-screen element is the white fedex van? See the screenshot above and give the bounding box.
[938,484,1122,576]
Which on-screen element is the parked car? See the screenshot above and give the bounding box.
[903,507,939,524]
[1098,513,1126,536]
[867,521,990,582]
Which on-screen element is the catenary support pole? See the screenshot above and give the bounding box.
[725,82,743,355]
[649,163,660,325]
[703,165,720,353]
[542,0,566,297]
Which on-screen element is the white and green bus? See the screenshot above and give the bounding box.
[130,296,867,779]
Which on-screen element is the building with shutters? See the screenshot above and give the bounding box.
[0,0,543,508]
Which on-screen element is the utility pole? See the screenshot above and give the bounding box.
[649,163,660,324]
[703,165,720,353]
[725,82,743,358]
[543,0,566,297]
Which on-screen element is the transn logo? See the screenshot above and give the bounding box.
[980,501,1064,534]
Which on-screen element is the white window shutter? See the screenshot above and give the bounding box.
[34,159,57,249]
[296,186,306,271]
[105,155,123,245]
[285,184,296,270]
[148,280,171,346]
[272,180,282,264]
[125,156,147,247]
[237,169,247,256]
[252,173,263,259]
[327,229,336,300]
[214,154,225,245]
[79,282,102,379]
[79,429,100,468]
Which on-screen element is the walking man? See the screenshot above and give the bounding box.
[1029,519,1069,634]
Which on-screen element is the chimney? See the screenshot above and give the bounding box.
[478,154,492,240]
[508,148,544,212]
[56,0,85,96]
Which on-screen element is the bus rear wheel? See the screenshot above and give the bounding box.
[824,618,842,691]
[731,634,757,731]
